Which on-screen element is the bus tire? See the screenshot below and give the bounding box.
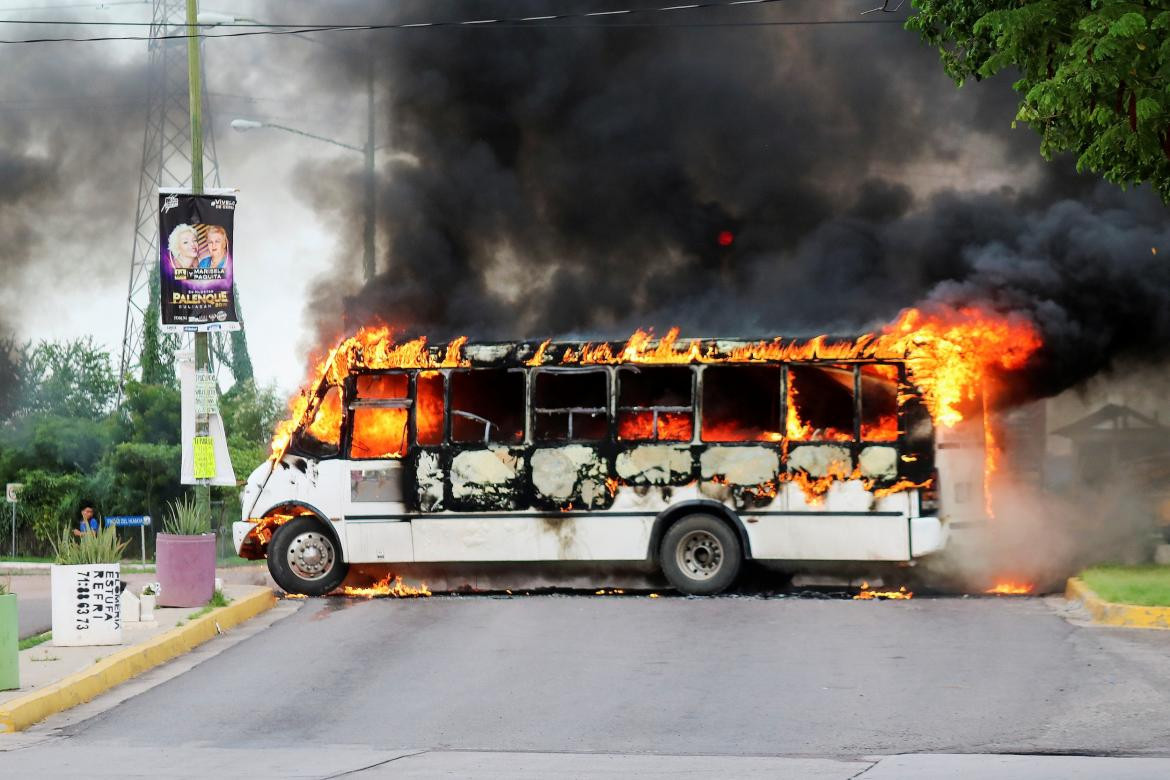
[659,513,742,595]
[267,515,349,596]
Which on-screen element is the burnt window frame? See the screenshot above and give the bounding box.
[857,361,903,444]
[413,369,447,447]
[343,370,413,461]
[289,382,345,460]
[447,367,528,446]
[780,361,907,445]
[698,363,784,444]
[782,362,858,444]
[615,364,697,443]
[530,367,611,444]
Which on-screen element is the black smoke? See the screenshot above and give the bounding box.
[285,0,1168,404]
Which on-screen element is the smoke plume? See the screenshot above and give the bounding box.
[289,0,1167,413]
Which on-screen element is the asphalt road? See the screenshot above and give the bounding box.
[4,593,1170,777]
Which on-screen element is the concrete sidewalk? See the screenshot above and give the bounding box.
[2,564,273,640]
[0,582,276,732]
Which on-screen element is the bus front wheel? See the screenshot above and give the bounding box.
[659,514,742,595]
[267,515,349,596]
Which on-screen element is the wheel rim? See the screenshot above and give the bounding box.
[286,531,336,581]
[675,530,724,580]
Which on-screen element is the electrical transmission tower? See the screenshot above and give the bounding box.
[118,0,254,395]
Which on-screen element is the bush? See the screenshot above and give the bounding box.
[16,470,91,551]
[51,525,129,565]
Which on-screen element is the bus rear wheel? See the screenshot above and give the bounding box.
[267,515,349,596]
[659,514,742,595]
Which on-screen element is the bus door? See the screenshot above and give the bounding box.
[934,413,989,526]
[342,373,413,562]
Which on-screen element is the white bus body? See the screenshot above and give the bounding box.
[237,344,985,595]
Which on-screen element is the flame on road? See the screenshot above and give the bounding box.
[854,582,914,600]
[985,581,1034,595]
[341,574,432,598]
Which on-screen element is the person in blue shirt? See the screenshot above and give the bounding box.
[74,503,99,536]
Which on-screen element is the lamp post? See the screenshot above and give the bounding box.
[231,115,376,281]
[202,12,377,281]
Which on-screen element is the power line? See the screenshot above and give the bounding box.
[0,1,909,43]
[0,0,146,10]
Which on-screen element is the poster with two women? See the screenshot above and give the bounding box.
[158,188,241,332]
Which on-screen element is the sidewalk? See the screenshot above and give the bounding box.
[2,564,272,640]
[1,581,276,732]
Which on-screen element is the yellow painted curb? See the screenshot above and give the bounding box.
[1065,577,1170,630]
[0,587,276,733]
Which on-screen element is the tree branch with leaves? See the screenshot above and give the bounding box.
[909,0,1170,201]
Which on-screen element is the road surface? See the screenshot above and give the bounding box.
[3,592,1170,777]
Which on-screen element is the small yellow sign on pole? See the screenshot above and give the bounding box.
[192,436,216,480]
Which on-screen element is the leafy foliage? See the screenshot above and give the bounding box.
[15,469,91,548]
[908,0,1170,200]
[18,337,116,419]
[0,338,277,557]
[51,524,129,565]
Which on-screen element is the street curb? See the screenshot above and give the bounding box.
[1065,577,1170,630]
[0,587,276,733]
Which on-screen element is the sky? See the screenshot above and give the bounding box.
[1,0,1167,406]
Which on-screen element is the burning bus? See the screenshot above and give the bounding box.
[235,310,1041,596]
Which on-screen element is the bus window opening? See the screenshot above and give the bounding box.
[701,365,782,442]
[351,373,409,459]
[450,369,525,444]
[296,385,342,458]
[534,370,609,441]
[787,365,854,442]
[860,363,899,441]
[617,366,693,442]
[415,371,445,446]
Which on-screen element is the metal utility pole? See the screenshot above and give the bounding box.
[117,0,254,400]
[186,0,210,517]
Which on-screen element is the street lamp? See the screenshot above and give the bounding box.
[204,13,378,282]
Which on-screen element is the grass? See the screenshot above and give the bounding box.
[19,631,51,651]
[1080,565,1170,607]
[181,589,231,623]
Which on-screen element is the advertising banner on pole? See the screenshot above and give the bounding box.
[158,187,240,333]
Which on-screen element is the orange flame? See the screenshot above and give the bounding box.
[341,574,432,598]
[271,307,1040,510]
[854,583,913,600]
[985,581,1034,595]
[271,326,469,461]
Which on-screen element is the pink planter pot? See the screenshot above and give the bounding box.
[156,533,216,607]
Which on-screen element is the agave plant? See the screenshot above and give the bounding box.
[164,494,212,536]
[52,525,130,565]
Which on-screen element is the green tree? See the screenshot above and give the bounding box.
[115,381,181,446]
[98,441,184,522]
[15,469,92,550]
[221,380,282,483]
[19,337,116,419]
[909,0,1170,200]
[0,335,23,421]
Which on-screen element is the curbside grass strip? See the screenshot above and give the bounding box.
[1065,577,1170,630]
[0,588,276,733]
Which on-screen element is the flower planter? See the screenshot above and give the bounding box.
[156,533,216,607]
[140,592,157,621]
[0,593,18,690]
[50,563,123,647]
